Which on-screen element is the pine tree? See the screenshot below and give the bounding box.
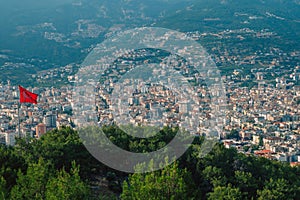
[45,161,89,200]
[121,160,194,200]
[10,158,50,200]
[208,184,242,200]
[0,176,6,200]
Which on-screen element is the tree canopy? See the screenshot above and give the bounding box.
[0,126,299,199]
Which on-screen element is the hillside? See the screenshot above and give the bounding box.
[159,0,299,38]
[0,0,299,85]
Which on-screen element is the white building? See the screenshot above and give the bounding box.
[5,132,16,146]
[0,132,15,146]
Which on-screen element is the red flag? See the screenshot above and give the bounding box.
[19,85,38,104]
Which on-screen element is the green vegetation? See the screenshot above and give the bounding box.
[1,0,299,87]
[208,184,242,200]
[159,0,300,40]
[121,160,193,200]
[0,126,300,199]
[45,162,90,200]
[226,129,240,140]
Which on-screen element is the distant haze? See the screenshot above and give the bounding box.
[0,0,75,14]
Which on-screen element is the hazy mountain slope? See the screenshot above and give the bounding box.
[158,0,300,39]
[0,0,190,65]
[0,0,299,85]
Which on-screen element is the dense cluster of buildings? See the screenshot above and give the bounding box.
[0,83,73,146]
[0,28,299,166]
[223,82,300,164]
[0,67,299,165]
[94,63,220,136]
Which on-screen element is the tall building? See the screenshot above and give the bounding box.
[0,133,5,145]
[179,101,191,114]
[36,123,47,138]
[5,132,15,146]
[43,113,57,129]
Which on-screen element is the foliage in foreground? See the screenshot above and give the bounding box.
[0,126,300,199]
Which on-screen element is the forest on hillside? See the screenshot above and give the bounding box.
[1,126,300,199]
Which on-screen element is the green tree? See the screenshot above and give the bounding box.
[10,158,51,200]
[15,127,103,179]
[0,176,6,200]
[45,162,89,200]
[257,178,296,200]
[202,166,227,187]
[226,129,240,140]
[0,145,26,193]
[121,160,194,200]
[233,171,256,198]
[208,184,242,200]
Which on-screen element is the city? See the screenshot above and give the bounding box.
[0,0,299,199]
[0,60,299,167]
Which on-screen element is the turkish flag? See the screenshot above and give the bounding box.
[19,85,38,104]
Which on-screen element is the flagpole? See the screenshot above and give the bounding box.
[18,102,21,138]
[18,85,38,138]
